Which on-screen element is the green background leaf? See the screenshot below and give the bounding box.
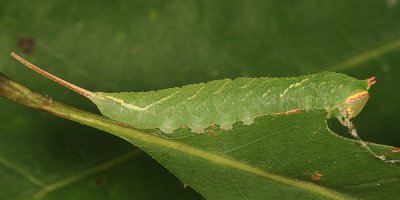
[1,72,399,200]
[1,0,400,199]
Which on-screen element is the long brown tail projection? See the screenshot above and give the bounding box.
[10,52,94,97]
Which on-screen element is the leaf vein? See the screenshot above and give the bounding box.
[327,38,400,71]
[28,149,141,199]
[0,154,44,187]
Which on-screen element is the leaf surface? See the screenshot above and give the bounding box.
[1,0,400,199]
[1,72,400,199]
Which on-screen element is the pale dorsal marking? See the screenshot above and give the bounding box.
[187,86,205,100]
[240,79,255,89]
[262,90,271,98]
[105,91,179,111]
[214,80,230,94]
[280,78,309,97]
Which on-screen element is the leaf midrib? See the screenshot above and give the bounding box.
[0,73,351,200]
[51,106,350,200]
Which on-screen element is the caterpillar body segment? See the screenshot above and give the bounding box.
[10,52,372,134]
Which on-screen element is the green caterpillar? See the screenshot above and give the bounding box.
[11,53,375,134]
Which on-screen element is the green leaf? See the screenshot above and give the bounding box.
[0,73,201,200]
[1,0,400,199]
[1,69,400,200]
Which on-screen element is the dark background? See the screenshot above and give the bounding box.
[1,1,399,199]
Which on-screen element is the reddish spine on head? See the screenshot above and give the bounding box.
[10,52,93,97]
[368,77,376,89]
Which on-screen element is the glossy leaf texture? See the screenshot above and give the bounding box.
[1,0,400,199]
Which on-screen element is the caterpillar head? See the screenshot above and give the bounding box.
[337,77,376,119]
